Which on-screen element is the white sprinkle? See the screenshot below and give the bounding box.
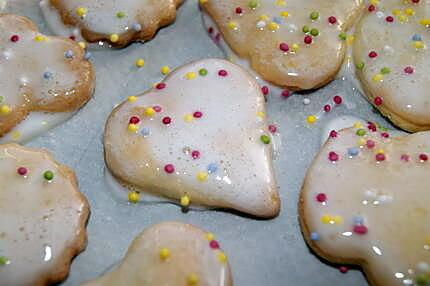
[303,98,311,105]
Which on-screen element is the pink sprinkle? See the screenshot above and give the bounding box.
[375,153,386,162]
[316,193,327,203]
[261,86,269,95]
[323,104,331,112]
[129,116,140,124]
[385,16,394,22]
[193,111,203,118]
[281,89,290,98]
[164,164,175,174]
[353,225,368,235]
[339,266,349,273]
[366,140,375,149]
[404,66,414,74]
[401,154,410,162]
[209,240,220,249]
[333,95,342,105]
[191,150,200,159]
[156,83,166,90]
[162,117,172,125]
[218,70,228,77]
[374,97,383,106]
[328,151,339,162]
[279,42,289,52]
[419,154,428,162]
[153,106,162,112]
[304,35,313,45]
[368,51,378,58]
[328,16,337,24]
[268,124,277,133]
[17,167,28,176]
[329,130,338,138]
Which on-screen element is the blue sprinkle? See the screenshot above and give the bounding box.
[141,127,150,137]
[64,50,74,58]
[353,215,364,225]
[207,163,218,174]
[132,23,142,32]
[84,51,92,60]
[43,71,52,79]
[412,34,422,41]
[273,17,282,24]
[347,147,359,157]
[310,232,319,241]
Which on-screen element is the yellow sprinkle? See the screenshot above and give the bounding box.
[128,124,138,132]
[187,273,199,286]
[161,66,170,75]
[259,14,269,21]
[77,41,86,49]
[372,74,384,82]
[76,7,87,17]
[280,11,289,17]
[404,8,414,16]
[268,22,280,31]
[144,107,156,117]
[196,171,208,182]
[205,232,215,241]
[353,122,363,129]
[217,251,227,263]
[184,114,193,122]
[369,0,379,5]
[185,72,197,80]
[199,0,208,4]
[392,9,401,16]
[110,34,119,43]
[321,215,331,224]
[159,248,170,260]
[377,149,385,154]
[346,35,355,46]
[414,41,425,49]
[291,43,299,52]
[11,131,21,141]
[333,216,343,224]
[419,18,430,26]
[34,35,46,42]
[135,58,145,68]
[0,105,11,115]
[257,111,265,118]
[276,0,286,6]
[398,14,407,22]
[128,191,140,203]
[426,237,430,246]
[227,21,238,30]
[180,195,190,207]
[306,115,317,124]
[128,96,137,102]
[357,138,366,146]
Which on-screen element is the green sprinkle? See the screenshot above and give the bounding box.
[338,32,347,41]
[310,28,319,37]
[0,96,3,103]
[260,135,271,144]
[248,0,258,9]
[310,11,319,20]
[356,129,366,136]
[116,11,126,18]
[415,274,429,286]
[43,170,54,181]
[0,256,10,265]
[356,61,365,70]
[199,68,208,76]
[302,25,310,33]
[380,67,391,74]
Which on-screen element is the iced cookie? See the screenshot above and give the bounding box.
[200,0,363,90]
[0,14,94,143]
[354,0,430,132]
[83,222,232,286]
[104,58,280,218]
[300,125,430,286]
[0,144,90,286]
[40,0,182,47]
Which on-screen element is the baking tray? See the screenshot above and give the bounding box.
[2,0,397,285]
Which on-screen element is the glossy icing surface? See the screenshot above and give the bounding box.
[353,0,430,131]
[301,126,430,286]
[83,222,232,286]
[0,14,93,142]
[200,0,363,90]
[104,59,280,218]
[0,144,89,286]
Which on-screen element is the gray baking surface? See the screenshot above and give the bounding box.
[3,1,395,285]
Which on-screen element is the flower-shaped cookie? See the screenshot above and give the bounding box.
[0,14,94,142]
[300,125,430,286]
[201,0,363,90]
[104,59,280,218]
[83,222,232,286]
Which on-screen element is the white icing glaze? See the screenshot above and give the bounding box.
[302,127,430,286]
[0,144,88,286]
[0,14,93,142]
[353,0,430,131]
[104,59,280,218]
[82,222,232,286]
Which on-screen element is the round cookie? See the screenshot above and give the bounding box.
[40,0,182,47]
[0,144,89,286]
[300,125,430,286]
[0,13,94,142]
[200,0,364,90]
[353,0,430,132]
[82,222,232,286]
[104,58,280,218]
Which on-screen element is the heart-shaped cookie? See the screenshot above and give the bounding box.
[0,144,89,286]
[104,58,280,218]
[200,0,363,90]
[354,0,430,132]
[40,0,182,47]
[0,14,94,142]
[300,125,430,286]
[83,222,232,286]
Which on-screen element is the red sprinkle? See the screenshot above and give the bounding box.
[10,35,19,42]
[329,130,338,138]
[191,150,200,159]
[316,193,327,203]
[374,97,383,106]
[328,151,339,162]
[412,0,420,3]
[368,51,378,58]
[333,95,342,105]
[129,116,140,124]
[281,89,290,98]
[367,122,377,132]
[385,16,394,22]
[366,140,375,149]
[193,111,203,118]
[279,42,289,52]
[69,35,76,41]
[404,66,414,74]
[323,104,331,112]
[381,132,390,138]
[156,83,166,90]
[209,240,220,249]
[153,106,162,112]
[268,124,277,133]
[368,4,376,12]
[328,16,337,24]
[304,35,313,44]
[339,266,349,273]
[218,70,228,77]
[375,153,386,162]
[419,154,428,162]
[353,225,368,235]
[261,86,269,95]
[235,7,243,14]
[164,164,175,174]
[17,167,28,176]
[208,27,214,34]
[162,117,172,125]
[401,154,410,162]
